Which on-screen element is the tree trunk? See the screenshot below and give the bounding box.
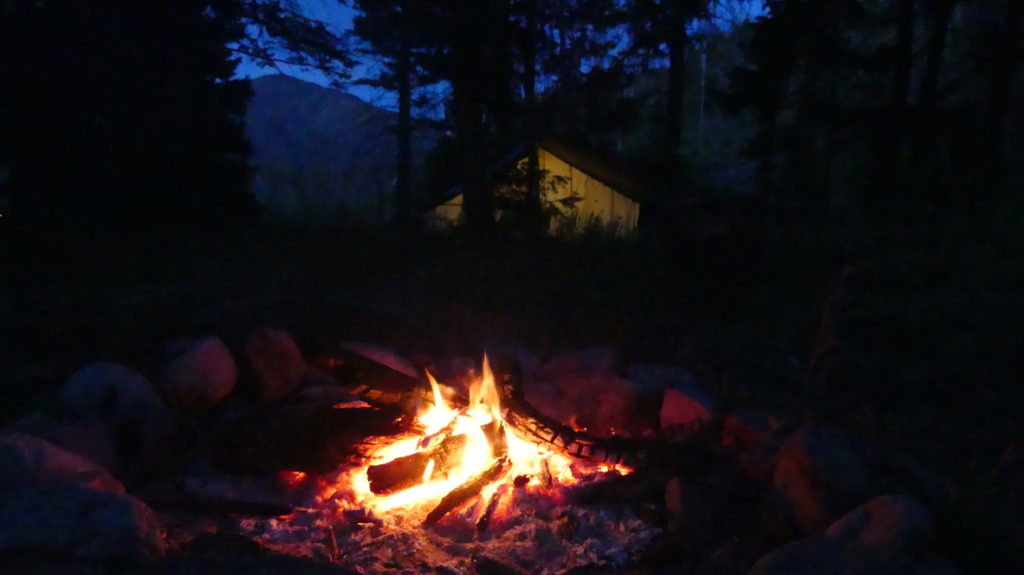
[983,0,1023,197]
[909,0,955,206]
[451,2,493,237]
[876,0,916,208]
[394,30,413,230]
[523,0,542,232]
[665,8,687,160]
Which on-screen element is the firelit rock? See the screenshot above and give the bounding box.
[659,387,715,434]
[0,483,165,559]
[245,328,306,401]
[161,336,237,409]
[772,427,870,534]
[61,362,165,432]
[748,536,898,575]
[0,432,124,493]
[825,494,934,557]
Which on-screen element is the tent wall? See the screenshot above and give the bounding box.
[428,145,640,233]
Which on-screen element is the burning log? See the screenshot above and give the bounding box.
[366,433,468,495]
[475,488,503,534]
[424,455,510,525]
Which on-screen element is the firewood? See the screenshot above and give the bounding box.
[424,455,510,525]
[137,490,293,517]
[367,433,468,494]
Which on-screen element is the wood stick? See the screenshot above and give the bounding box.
[424,455,509,525]
[367,433,468,494]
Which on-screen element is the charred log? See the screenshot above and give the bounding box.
[475,488,503,534]
[424,455,510,525]
[367,433,469,495]
[212,402,408,474]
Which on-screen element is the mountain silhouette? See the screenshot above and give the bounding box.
[246,75,439,225]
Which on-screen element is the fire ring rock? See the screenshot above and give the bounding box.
[748,536,898,575]
[772,427,870,533]
[824,494,935,557]
[0,432,124,493]
[244,328,306,401]
[0,483,165,560]
[60,362,166,431]
[160,336,237,409]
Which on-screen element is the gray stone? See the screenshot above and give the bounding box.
[825,494,934,556]
[0,432,124,493]
[665,476,715,546]
[0,483,164,559]
[748,536,898,575]
[14,414,120,474]
[161,336,237,409]
[772,427,870,533]
[244,328,306,401]
[61,362,165,431]
[660,387,715,433]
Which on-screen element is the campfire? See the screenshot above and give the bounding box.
[3,329,962,575]
[331,355,631,528]
[216,349,661,573]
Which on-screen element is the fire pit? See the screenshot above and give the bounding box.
[1,330,958,575]
[228,354,659,573]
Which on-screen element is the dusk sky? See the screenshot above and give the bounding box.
[236,0,766,109]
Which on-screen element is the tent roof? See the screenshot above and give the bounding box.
[427,135,660,208]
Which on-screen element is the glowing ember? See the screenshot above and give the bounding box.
[335,355,630,523]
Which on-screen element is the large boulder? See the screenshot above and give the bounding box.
[629,363,716,435]
[61,362,165,432]
[664,476,715,546]
[748,536,899,575]
[0,483,165,559]
[14,414,120,475]
[160,336,237,409]
[0,432,124,493]
[244,328,306,401]
[825,494,934,557]
[724,410,786,480]
[772,427,870,533]
[627,363,702,395]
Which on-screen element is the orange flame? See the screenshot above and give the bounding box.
[338,354,628,521]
